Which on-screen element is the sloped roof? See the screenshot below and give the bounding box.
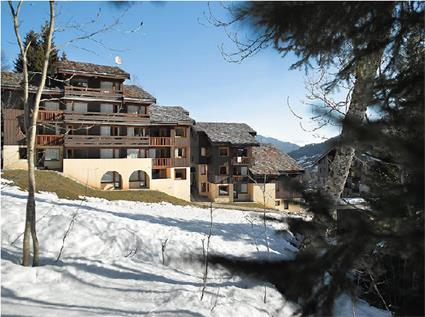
[194,122,258,145]
[149,105,194,125]
[250,143,304,175]
[124,84,156,102]
[56,60,130,79]
[1,72,62,92]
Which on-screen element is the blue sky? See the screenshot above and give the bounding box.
[1,1,340,146]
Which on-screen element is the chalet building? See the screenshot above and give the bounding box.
[314,148,369,197]
[191,122,259,203]
[250,143,304,212]
[191,122,304,210]
[1,60,193,201]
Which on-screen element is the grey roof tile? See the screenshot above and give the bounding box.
[56,60,130,78]
[194,122,258,145]
[250,143,304,175]
[124,84,156,102]
[149,105,194,125]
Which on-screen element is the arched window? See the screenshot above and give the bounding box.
[101,171,122,190]
[129,170,149,189]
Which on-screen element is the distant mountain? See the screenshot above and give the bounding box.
[256,135,300,153]
[288,137,338,168]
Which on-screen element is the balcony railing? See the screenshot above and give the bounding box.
[232,175,249,183]
[174,157,189,167]
[64,86,122,99]
[64,135,149,147]
[64,111,149,124]
[174,137,189,147]
[231,157,251,165]
[153,158,173,168]
[36,134,63,146]
[38,109,64,121]
[149,137,174,146]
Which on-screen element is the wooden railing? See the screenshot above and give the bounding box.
[64,111,149,124]
[64,135,149,147]
[149,137,174,146]
[36,134,63,146]
[231,157,251,165]
[173,137,189,147]
[232,175,248,182]
[64,86,122,98]
[38,109,64,121]
[152,158,173,167]
[174,157,189,167]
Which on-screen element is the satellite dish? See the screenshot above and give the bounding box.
[115,56,122,65]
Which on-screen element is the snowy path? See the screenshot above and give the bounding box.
[1,181,389,317]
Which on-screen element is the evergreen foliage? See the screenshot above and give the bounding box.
[13,21,64,74]
[209,2,424,316]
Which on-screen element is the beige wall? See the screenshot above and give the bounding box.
[250,183,276,209]
[2,145,27,170]
[208,183,234,203]
[63,159,190,201]
[150,167,191,201]
[63,158,153,190]
[275,199,305,213]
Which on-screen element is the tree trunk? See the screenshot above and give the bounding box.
[324,52,385,217]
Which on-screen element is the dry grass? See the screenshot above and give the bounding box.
[2,170,190,206]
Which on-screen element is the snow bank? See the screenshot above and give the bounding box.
[1,181,390,317]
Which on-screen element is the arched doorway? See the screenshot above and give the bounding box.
[129,170,149,189]
[101,171,122,190]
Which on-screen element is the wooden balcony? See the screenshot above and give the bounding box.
[38,110,64,121]
[231,157,251,165]
[232,175,249,182]
[174,137,189,147]
[64,135,149,147]
[149,137,174,147]
[36,134,63,147]
[152,158,173,168]
[64,111,150,125]
[174,157,189,167]
[64,86,122,99]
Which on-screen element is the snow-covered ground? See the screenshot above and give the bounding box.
[1,179,390,317]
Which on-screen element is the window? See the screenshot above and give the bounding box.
[219,147,229,156]
[275,200,281,207]
[100,81,113,93]
[100,103,114,113]
[100,126,111,136]
[45,149,60,161]
[44,101,59,110]
[175,128,186,137]
[201,183,207,193]
[240,183,248,193]
[127,149,139,158]
[71,78,88,88]
[283,200,289,210]
[152,169,167,179]
[200,165,207,175]
[19,147,27,159]
[200,147,207,157]
[175,148,186,158]
[127,105,138,114]
[240,166,248,176]
[218,185,229,196]
[236,148,248,157]
[134,127,146,137]
[100,149,113,158]
[175,169,186,180]
[72,102,88,113]
[219,165,228,175]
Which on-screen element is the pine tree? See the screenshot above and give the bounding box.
[208,2,424,316]
[13,21,62,74]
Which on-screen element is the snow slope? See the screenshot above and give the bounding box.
[1,180,390,317]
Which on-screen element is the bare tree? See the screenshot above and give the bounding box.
[9,0,55,267]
